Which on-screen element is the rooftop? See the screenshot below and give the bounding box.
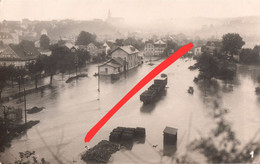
[113,45,139,55]
[163,126,178,135]
[154,40,166,45]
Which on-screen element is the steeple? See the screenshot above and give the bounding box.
[107,10,111,20]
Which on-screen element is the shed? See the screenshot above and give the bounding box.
[163,126,177,145]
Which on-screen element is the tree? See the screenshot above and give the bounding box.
[115,39,124,46]
[14,67,27,99]
[163,40,178,57]
[194,53,236,81]
[195,53,219,80]
[27,60,44,89]
[43,55,56,85]
[40,34,50,49]
[20,40,35,48]
[0,66,10,101]
[75,31,96,45]
[124,37,144,50]
[222,33,245,59]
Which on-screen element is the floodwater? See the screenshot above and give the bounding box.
[1,58,260,163]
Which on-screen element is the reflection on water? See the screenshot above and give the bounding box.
[1,60,260,163]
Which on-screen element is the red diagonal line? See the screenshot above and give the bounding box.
[84,43,194,142]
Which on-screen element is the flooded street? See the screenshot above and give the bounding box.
[1,59,260,163]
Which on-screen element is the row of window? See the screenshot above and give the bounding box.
[0,35,11,39]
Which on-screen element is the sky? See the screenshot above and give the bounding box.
[1,0,260,23]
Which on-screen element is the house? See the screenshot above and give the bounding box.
[98,57,126,75]
[0,43,40,67]
[86,42,99,57]
[79,43,104,56]
[194,47,202,56]
[110,45,140,70]
[0,31,19,45]
[38,49,52,56]
[202,40,222,55]
[144,41,155,56]
[103,41,118,55]
[144,40,167,56]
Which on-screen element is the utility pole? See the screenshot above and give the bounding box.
[98,64,100,92]
[75,54,78,77]
[23,88,27,126]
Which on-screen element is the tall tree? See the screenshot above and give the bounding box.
[75,31,96,45]
[27,60,43,89]
[14,67,27,99]
[0,66,10,101]
[40,34,50,49]
[43,55,57,85]
[222,33,245,59]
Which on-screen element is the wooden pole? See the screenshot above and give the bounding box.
[98,64,100,92]
[23,88,27,125]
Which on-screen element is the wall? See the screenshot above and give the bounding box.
[99,65,118,75]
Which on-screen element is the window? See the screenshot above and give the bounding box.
[105,68,108,73]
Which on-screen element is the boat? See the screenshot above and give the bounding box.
[27,106,44,114]
[187,87,194,94]
[140,74,167,104]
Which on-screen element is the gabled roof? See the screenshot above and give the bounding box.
[154,40,166,45]
[105,41,118,51]
[163,126,178,135]
[111,45,139,55]
[8,43,40,60]
[64,42,75,49]
[99,57,126,67]
[111,57,126,65]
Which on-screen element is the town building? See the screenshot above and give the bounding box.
[99,45,141,76]
[0,43,40,67]
[99,57,126,75]
[86,42,99,57]
[103,41,118,55]
[194,47,202,56]
[202,40,222,55]
[144,40,167,56]
[0,31,19,45]
[110,45,140,70]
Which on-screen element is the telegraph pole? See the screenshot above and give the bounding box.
[98,64,100,92]
[75,54,78,77]
[23,88,27,126]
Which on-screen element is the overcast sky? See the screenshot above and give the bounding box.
[1,0,260,22]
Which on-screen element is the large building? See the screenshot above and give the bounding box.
[0,43,40,67]
[99,45,141,75]
[144,40,167,56]
[111,45,140,69]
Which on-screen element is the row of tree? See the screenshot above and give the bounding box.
[0,44,90,101]
[192,33,246,81]
[239,45,260,64]
[115,37,145,50]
